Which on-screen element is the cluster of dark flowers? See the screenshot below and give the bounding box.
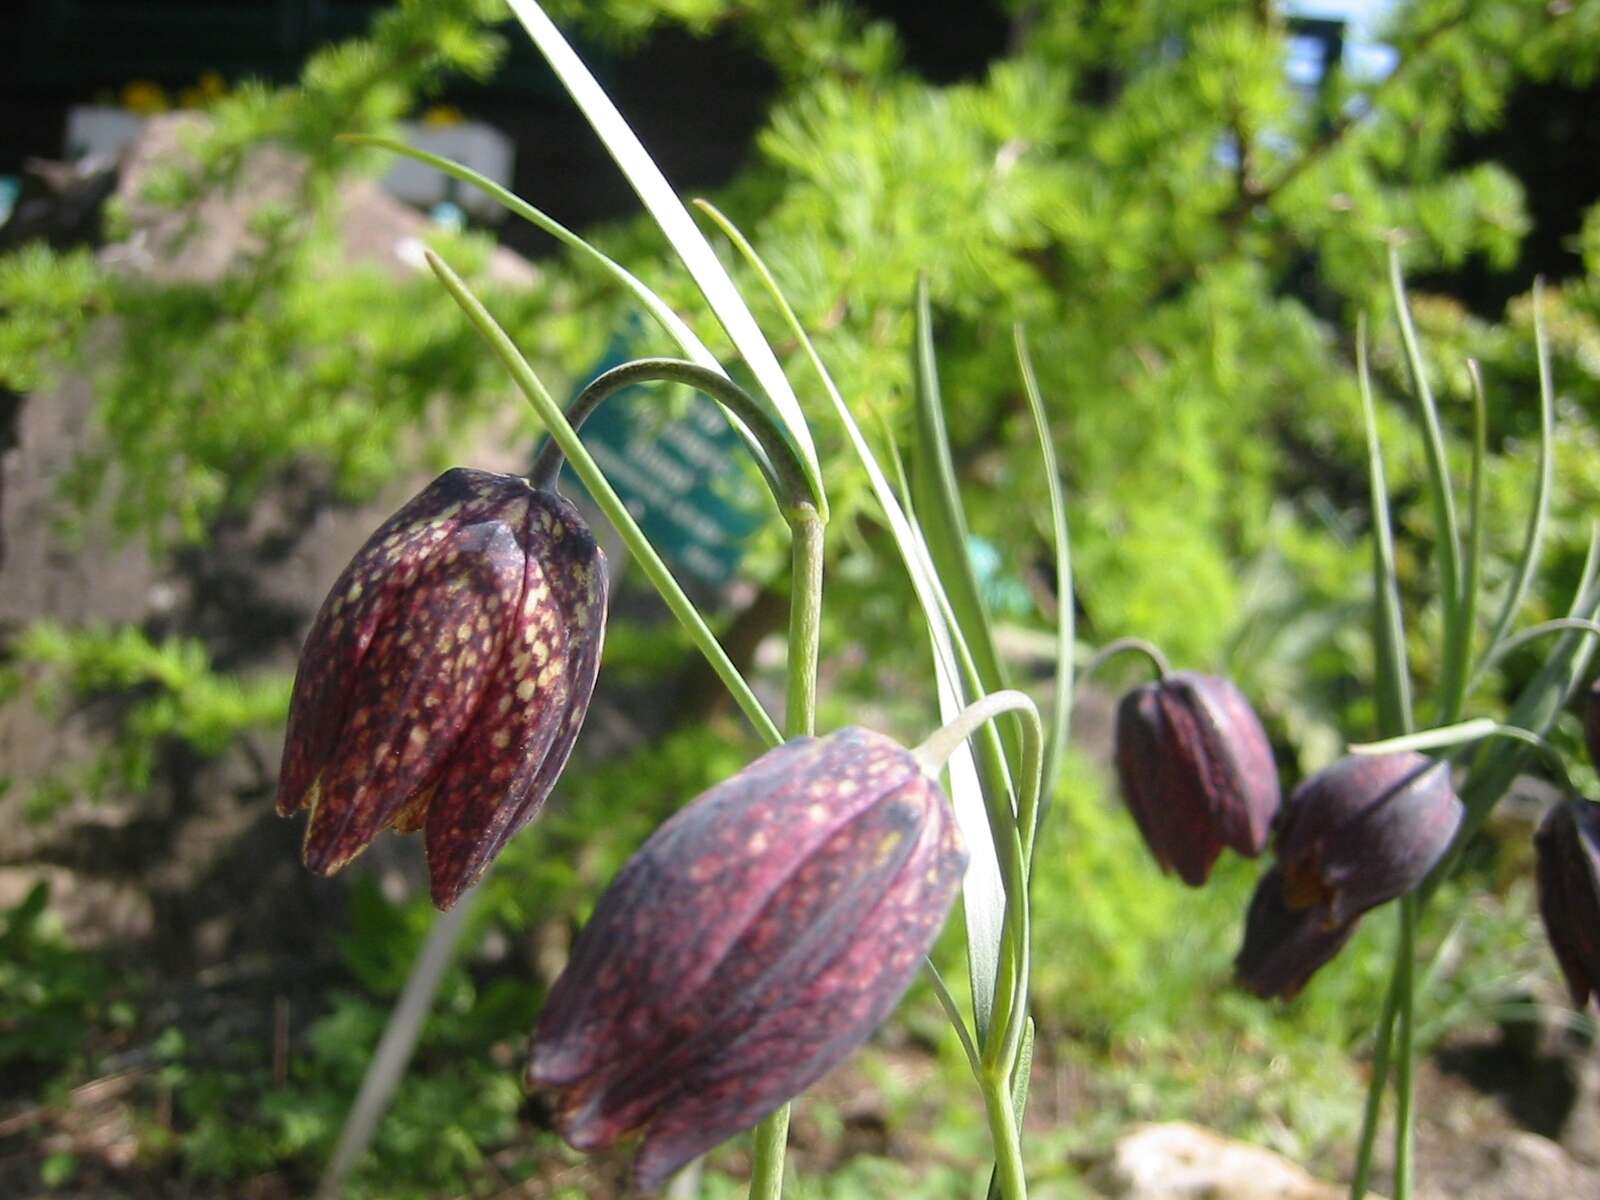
[268,459,1600,1186]
[273,468,967,1187]
[1114,668,1600,1010]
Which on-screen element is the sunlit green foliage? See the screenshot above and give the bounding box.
[0,884,130,1076]
[15,623,290,816]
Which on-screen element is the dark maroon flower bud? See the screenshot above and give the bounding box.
[276,467,606,910]
[1235,866,1361,1000]
[1534,798,1600,1009]
[1114,671,1281,886]
[527,726,967,1189]
[1275,752,1462,927]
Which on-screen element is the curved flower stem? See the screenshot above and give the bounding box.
[913,690,1042,779]
[528,357,813,524]
[1079,636,1171,684]
[784,508,825,737]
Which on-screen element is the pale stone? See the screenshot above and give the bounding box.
[1095,1122,1360,1200]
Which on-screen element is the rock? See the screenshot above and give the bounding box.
[1093,1122,1358,1199]
[104,113,534,288]
[0,112,542,958]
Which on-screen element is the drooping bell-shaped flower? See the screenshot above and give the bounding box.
[1535,797,1600,1009]
[1114,671,1281,886]
[1236,751,1463,1000]
[1274,751,1462,927]
[276,467,607,910]
[1234,866,1360,1000]
[527,726,967,1189]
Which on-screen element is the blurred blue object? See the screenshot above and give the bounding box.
[968,535,1033,619]
[429,199,466,231]
[0,177,20,229]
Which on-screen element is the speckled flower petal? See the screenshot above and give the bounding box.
[527,727,967,1189]
[300,513,527,876]
[630,786,965,1189]
[423,490,609,909]
[554,782,930,1147]
[276,468,537,817]
[530,730,908,1089]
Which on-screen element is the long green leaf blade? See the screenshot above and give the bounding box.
[342,135,788,499]
[1358,315,1414,737]
[910,277,1009,703]
[1014,326,1074,813]
[502,0,826,515]
[342,135,707,361]
[1484,279,1555,657]
[1388,246,1465,722]
[425,249,783,748]
[1461,360,1488,690]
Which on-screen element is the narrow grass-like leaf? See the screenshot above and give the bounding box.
[889,452,1015,1049]
[1425,525,1600,901]
[1014,326,1074,812]
[691,199,1015,1047]
[1358,316,1414,737]
[910,277,1010,749]
[1010,1016,1035,1127]
[1476,619,1600,675]
[1389,247,1465,723]
[1484,279,1555,658]
[342,136,705,359]
[425,249,782,749]
[336,136,787,507]
[1350,718,1498,755]
[501,0,825,515]
[1462,360,1488,692]
[924,960,983,1077]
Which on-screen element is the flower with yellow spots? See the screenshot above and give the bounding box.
[275,467,607,909]
[527,726,966,1188]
